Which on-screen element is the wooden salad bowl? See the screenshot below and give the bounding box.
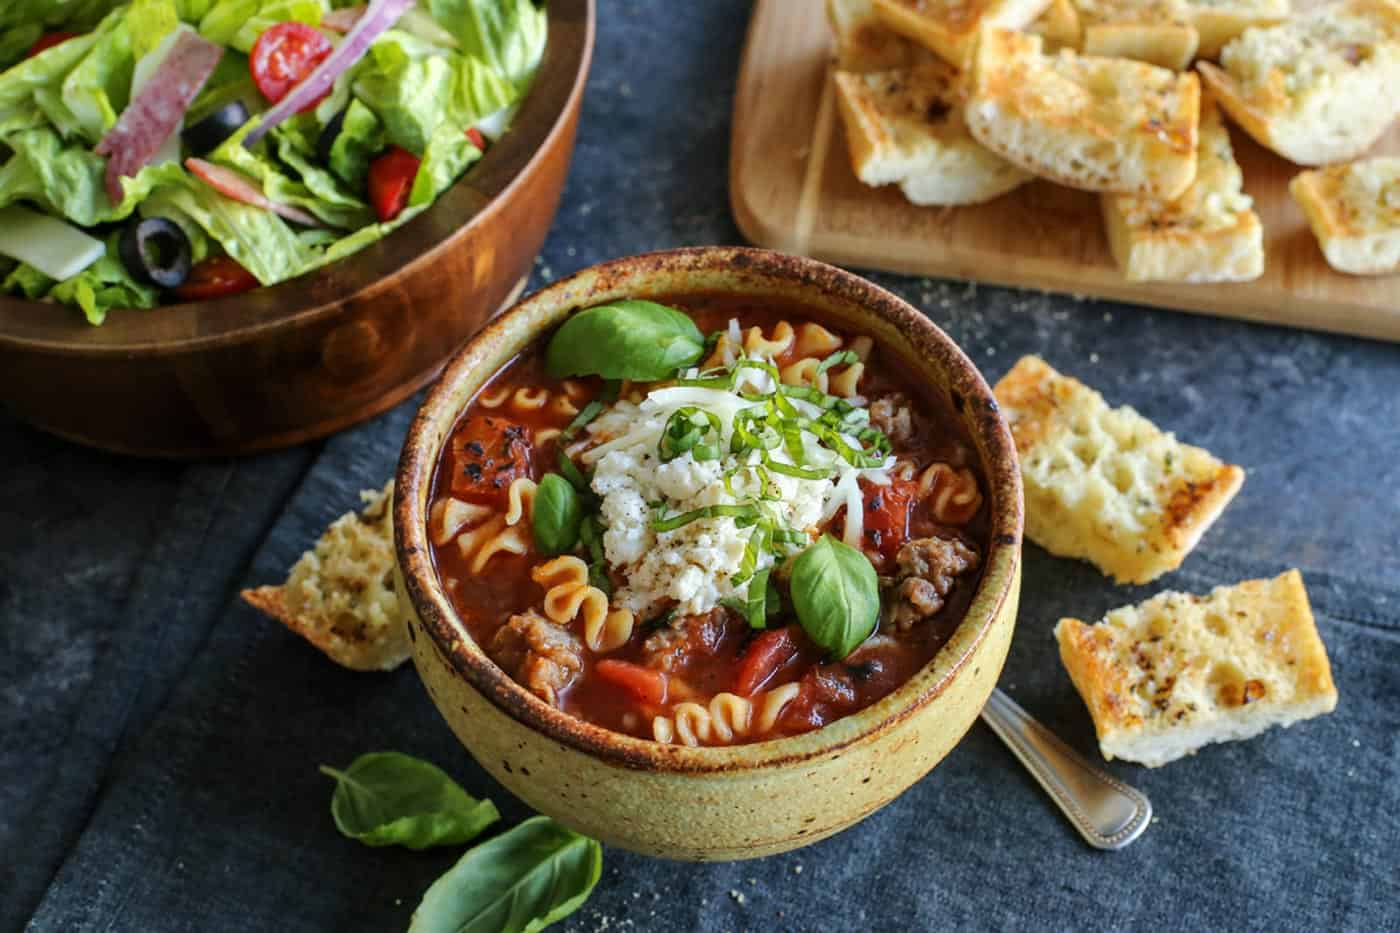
[394,247,1025,861]
[0,0,594,458]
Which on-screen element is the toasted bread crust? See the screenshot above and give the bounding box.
[1056,571,1338,767]
[1187,0,1290,60]
[1102,94,1265,282]
[833,61,1033,204]
[1198,0,1400,165]
[966,30,1200,197]
[240,481,409,673]
[827,0,917,71]
[873,0,1054,67]
[1075,0,1200,69]
[1289,157,1400,275]
[994,355,1244,583]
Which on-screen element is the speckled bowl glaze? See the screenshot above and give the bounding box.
[394,247,1023,861]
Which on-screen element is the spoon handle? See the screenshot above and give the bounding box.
[979,688,1152,850]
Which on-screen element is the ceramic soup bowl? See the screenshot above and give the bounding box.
[394,246,1023,860]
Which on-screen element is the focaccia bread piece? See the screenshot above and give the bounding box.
[1197,0,1400,165]
[1186,0,1290,60]
[872,0,1054,68]
[1056,570,1338,767]
[1289,157,1400,275]
[1028,0,1084,52]
[966,30,1201,198]
[993,356,1244,583]
[833,60,1033,205]
[1073,0,1200,70]
[242,481,408,672]
[1102,93,1264,281]
[827,0,917,71]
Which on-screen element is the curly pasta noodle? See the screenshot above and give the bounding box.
[743,321,795,358]
[780,357,829,392]
[430,497,493,546]
[701,333,739,370]
[918,463,982,525]
[476,384,513,409]
[534,426,562,447]
[531,556,635,652]
[431,495,530,572]
[794,322,842,358]
[504,477,537,526]
[651,682,802,746]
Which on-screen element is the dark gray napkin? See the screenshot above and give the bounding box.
[21,396,1400,932]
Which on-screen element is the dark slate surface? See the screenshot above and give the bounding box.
[3,2,1399,930]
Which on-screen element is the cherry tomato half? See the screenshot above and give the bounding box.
[466,127,486,151]
[27,32,79,58]
[173,256,259,302]
[367,145,421,222]
[249,22,333,112]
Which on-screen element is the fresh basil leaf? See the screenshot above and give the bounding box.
[408,815,602,933]
[532,473,583,556]
[544,300,704,381]
[319,752,499,850]
[789,534,879,659]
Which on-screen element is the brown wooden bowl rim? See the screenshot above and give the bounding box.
[395,246,1025,774]
[0,0,595,358]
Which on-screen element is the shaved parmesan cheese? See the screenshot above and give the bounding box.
[0,206,105,282]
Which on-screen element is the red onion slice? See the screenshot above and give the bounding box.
[243,0,415,148]
[96,31,223,204]
[185,158,321,227]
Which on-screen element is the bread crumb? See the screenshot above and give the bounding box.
[729,890,747,906]
[793,864,804,874]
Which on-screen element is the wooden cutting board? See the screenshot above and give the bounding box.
[730,0,1400,342]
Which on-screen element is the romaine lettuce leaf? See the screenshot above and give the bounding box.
[154,179,317,285]
[0,233,158,325]
[327,98,383,188]
[197,0,327,53]
[48,232,160,324]
[2,260,55,299]
[0,127,186,225]
[424,0,546,93]
[0,21,108,129]
[409,118,479,208]
[58,13,134,143]
[205,118,372,228]
[353,33,512,155]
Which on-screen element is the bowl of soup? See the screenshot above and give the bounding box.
[394,246,1023,860]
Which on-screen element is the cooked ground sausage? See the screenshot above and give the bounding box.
[869,394,914,444]
[883,536,980,632]
[641,607,732,673]
[488,611,584,707]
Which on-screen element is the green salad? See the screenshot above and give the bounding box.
[0,0,546,324]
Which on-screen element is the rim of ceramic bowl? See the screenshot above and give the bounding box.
[395,246,1024,774]
[0,0,594,357]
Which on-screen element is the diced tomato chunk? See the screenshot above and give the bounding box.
[249,22,334,111]
[172,256,259,301]
[594,660,668,706]
[27,32,79,58]
[859,478,917,573]
[367,146,420,222]
[733,625,800,696]
[447,415,533,505]
[466,127,486,150]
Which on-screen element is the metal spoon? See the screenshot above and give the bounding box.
[980,688,1152,850]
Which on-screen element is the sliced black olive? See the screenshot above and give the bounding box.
[181,100,250,156]
[316,107,348,166]
[118,217,191,289]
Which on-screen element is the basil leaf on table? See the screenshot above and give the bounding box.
[532,473,583,556]
[789,534,880,659]
[319,752,500,850]
[544,300,705,381]
[408,815,603,933]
